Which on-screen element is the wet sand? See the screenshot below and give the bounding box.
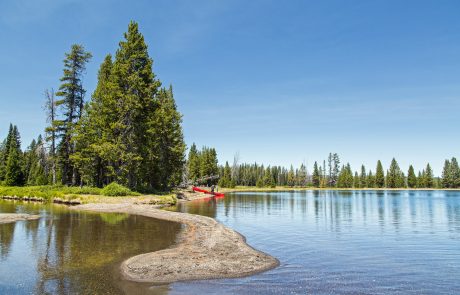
[72,203,279,284]
[0,213,40,224]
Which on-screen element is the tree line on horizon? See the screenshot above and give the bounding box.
[0,22,185,191]
[210,152,460,189]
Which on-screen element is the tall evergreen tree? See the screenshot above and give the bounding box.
[387,158,402,188]
[407,165,417,188]
[44,89,57,184]
[442,159,451,188]
[359,165,367,188]
[297,163,307,186]
[219,161,234,188]
[150,86,186,189]
[5,126,23,186]
[312,161,320,187]
[367,170,375,188]
[450,157,460,188]
[353,171,360,188]
[287,165,295,187]
[55,44,92,185]
[0,124,14,180]
[187,143,200,181]
[425,163,434,188]
[375,160,385,188]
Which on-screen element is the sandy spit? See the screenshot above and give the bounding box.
[71,203,279,284]
[0,213,40,224]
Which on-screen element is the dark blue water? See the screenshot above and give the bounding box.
[171,190,460,294]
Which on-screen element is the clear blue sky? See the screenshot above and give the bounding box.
[0,0,459,176]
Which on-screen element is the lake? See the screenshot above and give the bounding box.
[1,190,459,294]
[170,190,460,294]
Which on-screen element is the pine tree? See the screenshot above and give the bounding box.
[337,163,353,188]
[387,158,402,188]
[450,157,460,188]
[312,161,320,187]
[111,21,162,188]
[263,166,275,188]
[5,126,23,186]
[425,163,434,188]
[442,159,451,188]
[23,139,37,184]
[0,124,14,180]
[353,171,360,188]
[417,170,424,188]
[297,163,307,186]
[367,170,375,188]
[287,165,295,187]
[24,135,48,185]
[407,165,417,188]
[375,160,385,188]
[44,89,57,184]
[359,165,367,188]
[219,161,234,188]
[151,86,186,189]
[55,44,92,185]
[187,143,200,181]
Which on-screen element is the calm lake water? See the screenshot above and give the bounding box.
[0,200,181,294]
[1,191,459,294]
[170,190,460,295]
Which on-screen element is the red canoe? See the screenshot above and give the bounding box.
[192,186,225,197]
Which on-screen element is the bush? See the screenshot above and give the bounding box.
[101,182,138,196]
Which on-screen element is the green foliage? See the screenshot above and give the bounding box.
[186,144,219,185]
[425,163,434,188]
[218,161,235,188]
[55,44,92,185]
[69,22,185,191]
[375,160,385,188]
[4,126,24,186]
[101,182,139,196]
[287,165,295,187]
[0,185,103,201]
[312,161,320,187]
[337,163,353,188]
[353,171,360,188]
[441,157,460,188]
[407,165,417,188]
[328,153,340,187]
[359,165,367,188]
[187,143,200,181]
[386,158,405,188]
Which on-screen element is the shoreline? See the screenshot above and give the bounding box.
[71,203,280,284]
[219,186,460,193]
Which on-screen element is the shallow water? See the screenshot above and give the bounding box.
[171,190,460,294]
[0,200,181,294]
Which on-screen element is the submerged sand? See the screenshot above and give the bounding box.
[0,213,40,224]
[72,203,279,284]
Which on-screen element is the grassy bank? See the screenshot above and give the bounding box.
[0,185,177,205]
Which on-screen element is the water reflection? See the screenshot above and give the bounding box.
[0,201,181,294]
[173,190,460,294]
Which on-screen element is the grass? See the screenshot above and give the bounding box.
[0,184,176,205]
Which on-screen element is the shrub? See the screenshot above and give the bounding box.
[101,182,138,196]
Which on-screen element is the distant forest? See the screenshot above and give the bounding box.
[187,149,460,189]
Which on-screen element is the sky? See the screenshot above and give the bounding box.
[0,0,459,176]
